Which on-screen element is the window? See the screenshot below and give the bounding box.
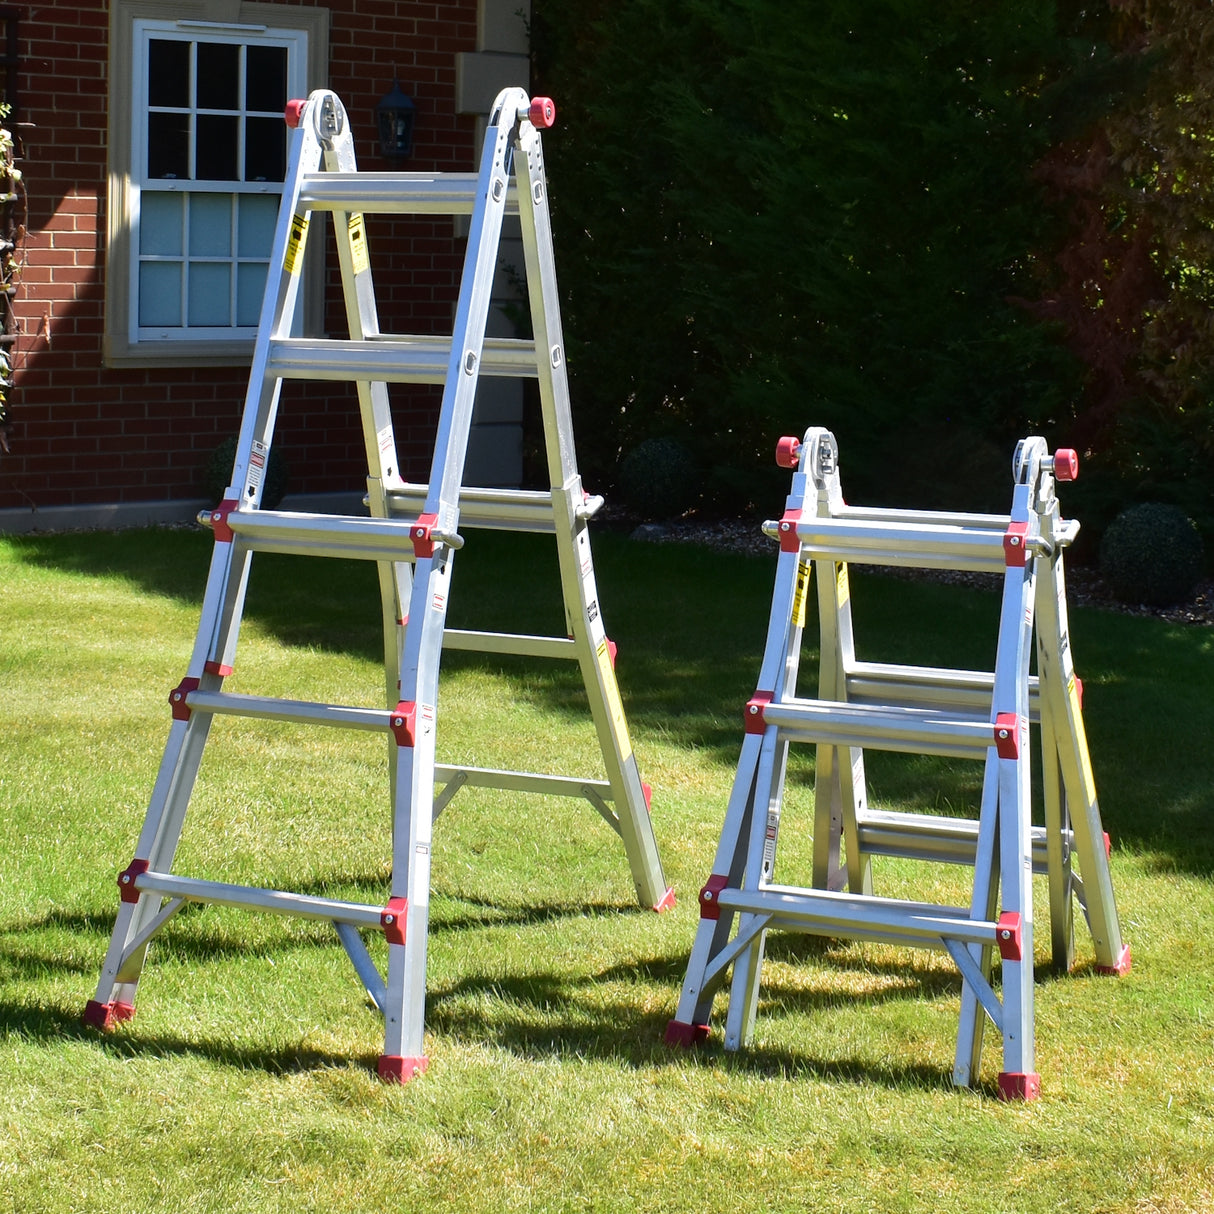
[106,3,329,367]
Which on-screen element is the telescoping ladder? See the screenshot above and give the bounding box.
[667,427,1129,1100]
[84,88,673,1083]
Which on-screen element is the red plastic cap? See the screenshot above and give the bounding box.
[377,1054,429,1084]
[83,999,135,1031]
[775,436,801,469]
[284,99,306,128]
[997,1072,1041,1102]
[652,886,676,914]
[1096,943,1132,977]
[665,1020,710,1048]
[529,97,556,128]
[1053,448,1079,481]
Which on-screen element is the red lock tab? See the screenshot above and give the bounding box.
[1003,521,1029,567]
[993,712,1020,759]
[381,897,408,946]
[997,911,1023,961]
[777,509,802,553]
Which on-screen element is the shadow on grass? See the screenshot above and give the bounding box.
[9,527,1214,873]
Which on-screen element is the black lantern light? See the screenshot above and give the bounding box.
[376,78,416,161]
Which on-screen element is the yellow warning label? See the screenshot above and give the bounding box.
[348,213,370,275]
[792,560,811,628]
[836,562,850,606]
[284,213,309,276]
[596,638,633,761]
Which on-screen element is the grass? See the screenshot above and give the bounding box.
[1,524,1212,1213]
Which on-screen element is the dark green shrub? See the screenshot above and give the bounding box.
[1099,502,1205,606]
[616,436,699,519]
[203,436,289,510]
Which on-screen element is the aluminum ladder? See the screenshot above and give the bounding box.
[85,88,673,1083]
[666,427,1129,1100]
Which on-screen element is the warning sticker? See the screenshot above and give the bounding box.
[284,213,309,276]
[791,560,811,628]
[348,213,370,275]
[246,440,268,493]
[596,639,633,761]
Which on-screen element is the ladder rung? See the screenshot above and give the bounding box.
[856,809,1066,872]
[297,171,520,216]
[383,485,604,533]
[435,764,612,801]
[846,661,1042,720]
[269,336,538,384]
[763,698,994,760]
[132,870,387,929]
[715,883,998,951]
[442,629,577,659]
[215,508,461,561]
[184,689,390,731]
[765,515,1010,573]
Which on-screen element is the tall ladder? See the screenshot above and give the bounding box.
[666,427,1129,1100]
[84,88,673,1083]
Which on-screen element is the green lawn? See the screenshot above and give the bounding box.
[1,526,1211,1213]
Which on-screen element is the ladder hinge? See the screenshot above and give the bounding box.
[169,677,200,721]
[118,859,150,904]
[997,911,1023,961]
[777,509,802,553]
[411,513,439,559]
[207,499,239,544]
[1003,521,1029,566]
[745,691,774,735]
[381,897,408,946]
[698,874,730,920]
[390,701,417,747]
[993,712,1020,759]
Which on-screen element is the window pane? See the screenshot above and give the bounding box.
[188,262,232,326]
[196,42,239,110]
[245,117,286,183]
[139,262,182,326]
[147,111,190,179]
[148,39,189,108]
[189,193,232,256]
[195,115,239,180]
[246,46,287,112]
[237,262,269,326]
[140,192,183,256]
[237,194,279,257]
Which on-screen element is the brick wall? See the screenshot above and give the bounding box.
[2,0,480,512]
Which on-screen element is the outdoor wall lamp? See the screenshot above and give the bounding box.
[376,78,416,161]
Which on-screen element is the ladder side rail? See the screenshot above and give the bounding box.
[1033,511,1128,974]
[513,102,670,910]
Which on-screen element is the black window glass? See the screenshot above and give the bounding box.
[195,115,240,180]
[196,42,240,110]
[245,46,288,113]
[148,39,189,108]
[147,112,190,179]
[245,118,286,182]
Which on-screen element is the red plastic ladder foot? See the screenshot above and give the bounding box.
[652,887,677,914]
[377,1054,429,1084]
[82,999,136,1031]
[997,1071,1041,1102]
[665,1020,710,1048]
[1095,943,1132,977]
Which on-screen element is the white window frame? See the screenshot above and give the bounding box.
[105,1,329,368]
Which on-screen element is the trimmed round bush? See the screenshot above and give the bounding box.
[203,435,289,510]
[1099,502,1205,606]
[616,436,699,519]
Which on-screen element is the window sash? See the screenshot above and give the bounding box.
[129,20,307,344]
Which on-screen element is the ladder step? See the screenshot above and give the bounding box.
[857,809,1066,872]
[442,629,577,659]
[184,689,391,731]
[767,515,1010,573]
[269,336,538,384]
[715,884,999,951]
[132,869,387,929]
[213,508,462,561]
[435,764,611,801]
[298,171,520,216]
[383,485,604,534]
[763,698,994,760]
[846,661,1042,720]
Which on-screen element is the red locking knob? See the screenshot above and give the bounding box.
[529,97,556,128]
[1053,448,1079,481]
[776,436,801,469]
[284,99,307,129]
